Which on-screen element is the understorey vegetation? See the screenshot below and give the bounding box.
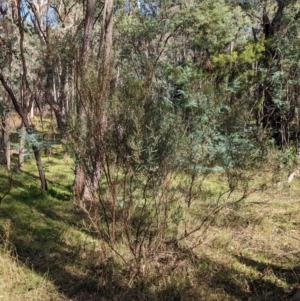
[1,0,300,300]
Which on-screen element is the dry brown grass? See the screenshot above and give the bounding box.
[0,251,66,301]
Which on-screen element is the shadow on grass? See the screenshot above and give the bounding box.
[20,169,72,193]
[163,244,295,301]
[0,169,298,300]
[235,254,300,289]
[205,259,286,301]
[0,192,128,300]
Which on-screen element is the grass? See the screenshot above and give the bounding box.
[0,251,63,301]
[0,147,300,300]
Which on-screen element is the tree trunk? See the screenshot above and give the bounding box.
[73,0,114,200]
[45,61,66,132]
[18,124,26,169]
[30,101,34,118]
[73,0,96,199]
[103,0,114,64]
[0,72,48,190]
[33,145,47,190]
[59,63,68,118]
[2,122,11,171]
[73,156,85,200]
[82,0,95,65]
[103,0,114,242]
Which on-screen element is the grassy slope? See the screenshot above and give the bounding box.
[0,149,300,300]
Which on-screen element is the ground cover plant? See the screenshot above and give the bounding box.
[0,146,300,300]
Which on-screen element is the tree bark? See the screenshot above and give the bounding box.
[73,0,114,200]
[103,0,114,64]
[2,121,11,171]
[73,0,96,199]
[82,0,95,65]
[18,124,26,169]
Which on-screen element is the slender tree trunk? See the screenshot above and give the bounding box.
[73,0,114,200]
[102,0,114,242]
[0,73,48,190]
[74,155,85,199]
[33,145,47,190]
[30,101,34,118]
[83,0,95,65]
[18,124,26,169]
[2,122,11,171]
[73,0,96,199]
[59,63,68,117]
[45,60,66,132]
[103,0,114,65]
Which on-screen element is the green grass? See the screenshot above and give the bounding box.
[0,148,299,300]
[0,251,63,301]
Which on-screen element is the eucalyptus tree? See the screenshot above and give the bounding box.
[70,0,115,201]
[226,0,300,147]
[0,1,15,170]
[0,0,49,189]
[23,0,82,131]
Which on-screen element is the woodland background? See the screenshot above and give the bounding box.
[1,0,300,300]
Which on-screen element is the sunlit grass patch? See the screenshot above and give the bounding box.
[0,251,64,301]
